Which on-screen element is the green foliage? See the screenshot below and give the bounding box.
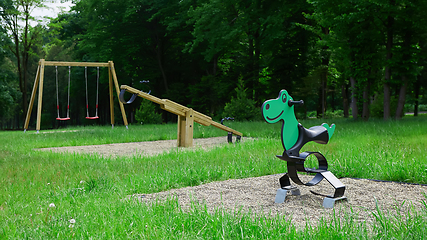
[307,111,317,118]
[0,28,19,123]
[324,109,344,119]
[405,104,427,113]
[187,74,234,116]
[2,0,427,128]
[370,93,398,118]
[135,99,162,125]
[223,78,260,121]
[305,110,344,119]
[0,66,19,121]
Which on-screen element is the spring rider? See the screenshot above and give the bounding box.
[262,90,346,208]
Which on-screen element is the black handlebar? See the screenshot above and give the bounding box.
[288,100,304,107]
[119,89,137,104]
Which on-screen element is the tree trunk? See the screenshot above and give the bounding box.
[317,27,330,118]
[362,79,370,121]
[383,7,394,120]
[395,25,412,120]
[331,86,335,112]
[316,84,323,118]
[341,84,349,118]
[213,54,218,76]
[4,1,40,123]
[414,75,421,116]
[350,76,358,119]
[395,76,408,119]
[155,42,168,92]
[246,30,261,101]
[316,64,329,118]
[254,30,261,101]
[22,6,30,121]
[383,82,391,120]
[151,20,168,92]
[321,67,328,118]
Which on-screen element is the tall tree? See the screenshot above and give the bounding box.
[392,0,426,119]
[0,0,45,120]
[0,22,19,125]
[184,0,296,102]
[308,0,392,120]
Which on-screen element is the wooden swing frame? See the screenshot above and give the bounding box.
[24,59,129,132]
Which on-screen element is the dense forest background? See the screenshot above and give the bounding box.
[1,0,426,130]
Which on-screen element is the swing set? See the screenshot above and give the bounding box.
[24,59,129,132]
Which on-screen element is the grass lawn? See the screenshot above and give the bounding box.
[1,116,427,239]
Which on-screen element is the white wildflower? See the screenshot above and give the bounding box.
[80,180,84,184]
[49,203,55,208]
[69,219,76,224]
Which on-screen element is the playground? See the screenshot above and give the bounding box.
[2,114,426,238]
[0,116,427,237]
[28,116,427,229]
[3,71,426,236]
[1,60,426,236]
[2,0,427,236]
[1,63,424,237]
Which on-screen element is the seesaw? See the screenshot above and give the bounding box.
[119,85,242,147]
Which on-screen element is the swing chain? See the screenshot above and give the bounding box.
[85,66,100,119]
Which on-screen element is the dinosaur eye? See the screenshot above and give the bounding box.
[282,93,287,103]
[265,104,270,110]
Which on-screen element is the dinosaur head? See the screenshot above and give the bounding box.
[261,90,303,124]
[262,89,304,151]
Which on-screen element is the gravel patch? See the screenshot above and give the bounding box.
[36,136,247,157]
[132,174,427,228]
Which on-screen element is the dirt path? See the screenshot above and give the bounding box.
[37,136,243,157]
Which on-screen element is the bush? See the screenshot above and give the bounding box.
[324,109,344,118]
[135,99,162,124]
[405,104,427,113]
[307,111,317,118]
[370,93,398,118]
[306,110,343,119]
[222,78,260,121]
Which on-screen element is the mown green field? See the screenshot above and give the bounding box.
[1,116,427,239]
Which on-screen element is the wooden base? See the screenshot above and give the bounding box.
[177,109,194,147]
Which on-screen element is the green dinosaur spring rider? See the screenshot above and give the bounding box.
[262,90,346,208]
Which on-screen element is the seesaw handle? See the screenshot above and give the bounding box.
[288,100,304,107]
[119,89,137,104]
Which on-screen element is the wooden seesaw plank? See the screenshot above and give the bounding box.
[120,85,243,138]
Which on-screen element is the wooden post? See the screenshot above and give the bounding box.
[177,108,194,147]
[108,63,114,128]
[36,59,46,132]
[109,61,129,128]
[24,65,41,131]
[177,115,185,147]
[185,109,194,147]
